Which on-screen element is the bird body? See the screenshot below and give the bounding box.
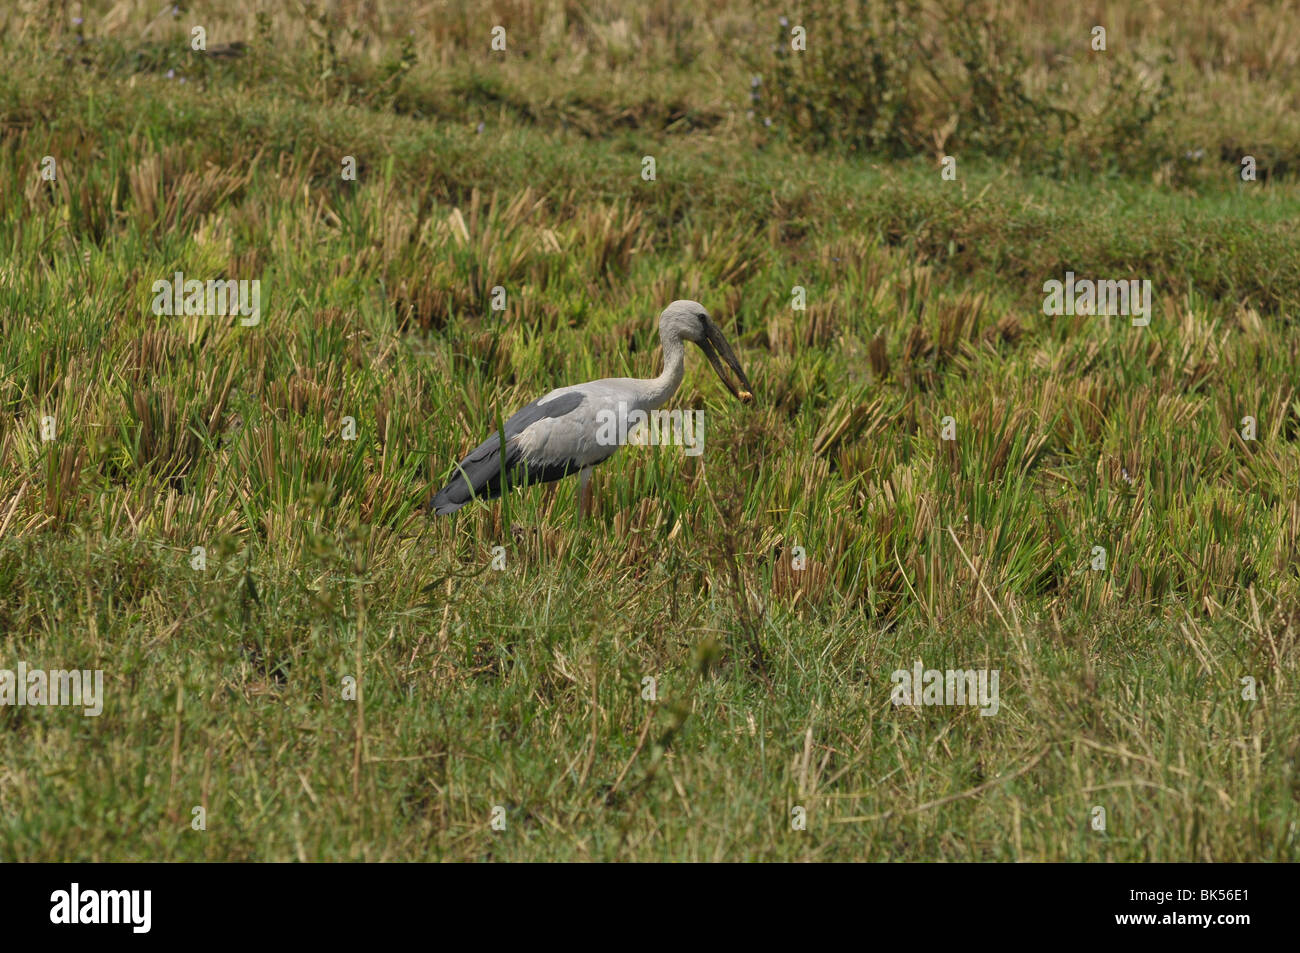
[431,300,753,515]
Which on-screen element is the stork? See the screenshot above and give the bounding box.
[431,300,754,516]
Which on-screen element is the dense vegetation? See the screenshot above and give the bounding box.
[1,0,1297,860]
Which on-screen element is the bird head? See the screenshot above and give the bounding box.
[660,300,755,403]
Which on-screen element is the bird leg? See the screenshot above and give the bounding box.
[579,467,594,518]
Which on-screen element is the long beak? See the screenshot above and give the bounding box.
[700,319,755,404]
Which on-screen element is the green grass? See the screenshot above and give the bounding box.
[1,0,1298,861]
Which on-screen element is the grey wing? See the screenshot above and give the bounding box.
[430,390,610,514]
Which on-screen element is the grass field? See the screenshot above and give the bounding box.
[1,0,1298,861]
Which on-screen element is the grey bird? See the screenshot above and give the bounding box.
[431,299,754,516]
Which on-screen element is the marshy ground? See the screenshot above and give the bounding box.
[1,0,1298,860]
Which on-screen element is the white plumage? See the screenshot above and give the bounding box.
[431,299,753,515]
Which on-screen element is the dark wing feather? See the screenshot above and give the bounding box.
[430,392,586,514]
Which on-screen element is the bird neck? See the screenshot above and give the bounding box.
[643,331,686,409]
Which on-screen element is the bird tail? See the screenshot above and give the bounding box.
[430,435,584,515]
[430,436,519,515]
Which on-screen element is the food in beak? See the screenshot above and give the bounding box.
[701,320,755,404]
